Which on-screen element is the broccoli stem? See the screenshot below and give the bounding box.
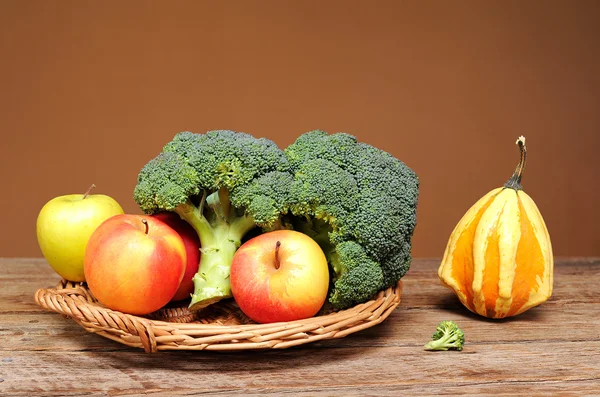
[292,216,338,271]
[189,224,240,310]
[291,217,331,249]
[423,331,461,351]
[175,189,256,311]
[327,250,343,280]
[175,200,213,244]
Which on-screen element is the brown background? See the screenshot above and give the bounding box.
[1,0,599,259]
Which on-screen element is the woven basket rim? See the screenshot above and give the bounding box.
[34,279,402,352]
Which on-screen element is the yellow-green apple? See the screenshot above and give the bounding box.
[152,212,201,302]
[230,230,330,323]
[84,214,186,315]
[36,184,124,281]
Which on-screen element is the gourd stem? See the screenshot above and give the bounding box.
[504,136,527,191]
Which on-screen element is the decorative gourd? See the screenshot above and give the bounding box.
[438,136,553,318]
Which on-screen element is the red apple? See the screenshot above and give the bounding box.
[152,212,201,302]
[230,230,330,323]
[84,214,186,315]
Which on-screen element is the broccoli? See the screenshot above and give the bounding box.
[134,130,291,310]
[284,130,419,309]
[134,129,419,313]
[423,321,465,351]
[327,241,385,309]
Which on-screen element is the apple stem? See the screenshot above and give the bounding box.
[141,219,149,235]
[83,184,96,199]
[274,241,281,270]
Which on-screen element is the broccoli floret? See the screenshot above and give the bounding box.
[229,171,293,228]
[134,130,290,311]
[134,152,200,213]
[424,321,465,351]
[284,130,419,309]
[328,241,385,309]
[288,158,359,229]
[379,234,413,288]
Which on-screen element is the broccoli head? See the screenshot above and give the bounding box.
[134,130,291,310]
[285,130,419,309]
[134,129,419,314]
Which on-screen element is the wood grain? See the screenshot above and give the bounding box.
[1,258,599,396]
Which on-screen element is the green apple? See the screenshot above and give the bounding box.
[36,184,124,281]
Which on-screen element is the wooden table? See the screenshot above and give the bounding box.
[1,258,599,396]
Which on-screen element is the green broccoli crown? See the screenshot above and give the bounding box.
[285,130,362,171]
[349,143,419,259]
[229,171,294,228]
[163,130,289,192]
[328,241,384,309]
[288,158,359,232]
[134,151,200,213]
[424,321,465,351]
[284,130,419,308]
[145,129,291,226]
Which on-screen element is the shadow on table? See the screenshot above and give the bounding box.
[63,318,384,371]
[433,292,549,323]
[89,337,378,373]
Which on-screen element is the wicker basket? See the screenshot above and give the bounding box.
[34,280,402,352]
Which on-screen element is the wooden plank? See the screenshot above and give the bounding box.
[0,258,62,313]
[207,381,600,397]
[2,382,599,397]
[3,258,599,314]
[1,258,599,396]
[403,258,600,307]
[0,342,598,396]
[2,258,599,352]
[1,298,599,352]
[0,313,128,352]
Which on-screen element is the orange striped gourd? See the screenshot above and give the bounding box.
[438,136,553,318]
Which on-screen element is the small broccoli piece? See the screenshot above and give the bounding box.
[423,321,465,351]
[134,130,291,311]
[284,130,419,309]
